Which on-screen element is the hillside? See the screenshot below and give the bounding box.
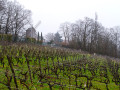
[0,43,120,90]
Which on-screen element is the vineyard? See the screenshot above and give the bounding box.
[0,43,120,90]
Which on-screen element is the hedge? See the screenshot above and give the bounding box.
[26,37,36,43]
[0,34,12,42]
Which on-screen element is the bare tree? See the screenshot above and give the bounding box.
[81,17,94,50]
[45,33,54,43]
[0,0,5,11]
[59,15,120,58]
[60,22,71,44]
[110,26,120,57]
[0,0,32,41]
[0,0,6,33]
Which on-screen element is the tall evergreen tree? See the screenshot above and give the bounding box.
[54,32,62,45]
[37,32,39,41]
[40,32,43,40]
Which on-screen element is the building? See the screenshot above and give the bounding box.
[26,27,37,39]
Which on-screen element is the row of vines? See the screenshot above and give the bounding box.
[0,43,120,90]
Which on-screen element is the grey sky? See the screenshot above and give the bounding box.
[14,0,120,35]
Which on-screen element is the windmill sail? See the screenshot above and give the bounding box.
[26,21,41,40]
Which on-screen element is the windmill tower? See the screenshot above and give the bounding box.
[26,21,41,40]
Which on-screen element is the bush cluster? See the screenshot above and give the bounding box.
[26,37,36,43]
[0,34,12,42]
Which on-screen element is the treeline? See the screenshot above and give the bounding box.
[0,0,32,41]
[60,15,120,58]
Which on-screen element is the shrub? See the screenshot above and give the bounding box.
[26,37,36,43]
[0,34,12,42]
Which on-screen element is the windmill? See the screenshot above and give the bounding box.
[26,21,41,40]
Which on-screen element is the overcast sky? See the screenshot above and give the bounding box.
[14,0,120,36]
